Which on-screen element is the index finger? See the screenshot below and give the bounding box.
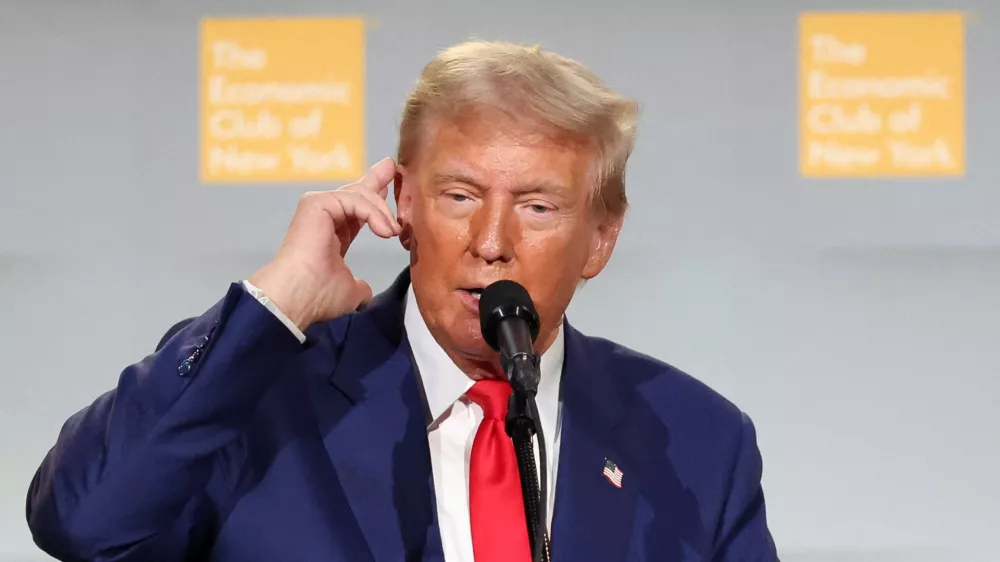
[352,157,397,196]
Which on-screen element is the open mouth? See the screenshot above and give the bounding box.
[461,288,483,301]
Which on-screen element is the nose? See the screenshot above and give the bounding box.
[469,196,516,264]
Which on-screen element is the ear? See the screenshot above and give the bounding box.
[581,213,623,280]
[394,165,414,251]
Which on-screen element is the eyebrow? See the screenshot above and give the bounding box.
[432,171,568,195]
[432,172,481,188]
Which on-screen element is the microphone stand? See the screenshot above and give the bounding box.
[503,352,549,562]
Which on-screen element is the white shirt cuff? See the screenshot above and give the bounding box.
[241,279,307,344]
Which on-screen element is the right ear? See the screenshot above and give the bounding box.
[394,165,414,251]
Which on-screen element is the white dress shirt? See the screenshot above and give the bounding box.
[242,280,565,561]
[403,285,564,562]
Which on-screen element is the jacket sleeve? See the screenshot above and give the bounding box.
[712,413,780,561]
[26,283,305,561]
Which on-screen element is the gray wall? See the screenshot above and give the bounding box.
[2,0,998,560]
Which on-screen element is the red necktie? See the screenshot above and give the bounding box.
[466,379,532,562]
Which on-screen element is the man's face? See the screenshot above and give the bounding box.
[395,112,622,377]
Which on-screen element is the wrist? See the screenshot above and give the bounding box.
[248,267,318,331]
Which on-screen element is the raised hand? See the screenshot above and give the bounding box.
[248,157,400,330]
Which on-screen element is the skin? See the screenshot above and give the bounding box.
[395,110,624,380]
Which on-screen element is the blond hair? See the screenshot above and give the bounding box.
[396,40,639,217]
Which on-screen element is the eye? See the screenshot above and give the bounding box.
[447,192,471,203]
[527,203,553,214]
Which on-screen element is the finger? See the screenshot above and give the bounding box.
[322,192,397,239]
[342,192,397,238]
[354,277,373,308]
[334,215,362,255]
[352,157,396,196]
[353,187,402,235]
[341,185,396,228]
[335,186,398,236]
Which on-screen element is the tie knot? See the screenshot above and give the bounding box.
[465,379,513,420]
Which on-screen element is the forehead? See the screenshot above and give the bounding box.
[416,112,597,191]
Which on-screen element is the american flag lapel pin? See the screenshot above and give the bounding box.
[602,458,624,488]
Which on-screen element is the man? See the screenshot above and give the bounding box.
[26,41,778,561]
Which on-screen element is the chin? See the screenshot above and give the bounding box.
[430,303,498,361]
[451,329,496,360]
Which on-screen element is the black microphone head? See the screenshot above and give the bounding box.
[478,280,540,351]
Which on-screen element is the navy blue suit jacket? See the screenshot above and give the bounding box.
[26,269,777,561]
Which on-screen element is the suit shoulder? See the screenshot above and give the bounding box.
[304,313,353,347]
[301,306,387,357]
[585,334,748,427]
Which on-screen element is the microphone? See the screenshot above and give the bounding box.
[478,279,549,562]
[478,279,542,396]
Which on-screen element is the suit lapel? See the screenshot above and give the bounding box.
[550,322,639,562]
[303,270,643,561]
[308,270,445,562]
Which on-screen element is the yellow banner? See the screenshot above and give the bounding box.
[200,17,365,183]
[799,12,965,177]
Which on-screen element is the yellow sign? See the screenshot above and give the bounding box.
[799,12,965,177]
[200,17,365,183]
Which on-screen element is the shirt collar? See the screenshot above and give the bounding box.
[403,284,565,427]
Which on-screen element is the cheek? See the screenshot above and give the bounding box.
[520,235,588,297]
[413,202,470,255]
[523,228,592,268]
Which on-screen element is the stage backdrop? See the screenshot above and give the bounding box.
[1,0,998,560]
